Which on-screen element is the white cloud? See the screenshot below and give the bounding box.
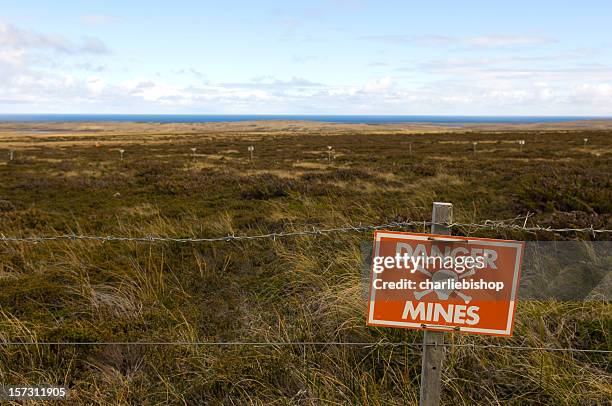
[2,68,612,114]
[361,34,554,49]
[465,35,553,48]
[0,21,610,115]
[80,37,109,54]
[367,61,389,67]
[223,76,324,89]
[361,76,393,93]
[0,48,25,67]
[86,76,105,94]
[0,20,109,54]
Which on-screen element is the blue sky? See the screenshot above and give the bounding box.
[1,0,611,114]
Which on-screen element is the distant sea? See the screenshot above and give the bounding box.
[0,114,610,124]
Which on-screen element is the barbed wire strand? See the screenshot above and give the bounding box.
[0,341,609,353]
[0,220,610,244]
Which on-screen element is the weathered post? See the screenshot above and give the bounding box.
[583,138,588,146]
[419,202,452,406]
[9,150,14,161]
[327,145,333,162]
[248,145,254,161]
[472,142,477,154]
[190,147,197,162]
[518,140,525,152]
[119,149,125,161]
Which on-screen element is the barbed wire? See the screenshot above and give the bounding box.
[0,219,609,244]
[0,341,609,353]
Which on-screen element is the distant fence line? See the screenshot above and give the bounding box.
[0,219,610,244]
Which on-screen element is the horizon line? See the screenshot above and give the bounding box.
[2,113,612,117]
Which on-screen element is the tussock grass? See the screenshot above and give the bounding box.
[0,126,610,404]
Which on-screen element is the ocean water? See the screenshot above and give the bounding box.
[0,114,609,124]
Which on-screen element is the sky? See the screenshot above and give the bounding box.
[1,0,611,115]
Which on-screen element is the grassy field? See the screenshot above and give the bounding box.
[0,121,610,405]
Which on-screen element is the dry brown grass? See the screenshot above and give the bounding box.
[0,121,610,404]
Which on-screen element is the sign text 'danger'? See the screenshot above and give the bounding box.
[366,231,524,336]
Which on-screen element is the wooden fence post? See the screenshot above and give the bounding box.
[419,202,452,406]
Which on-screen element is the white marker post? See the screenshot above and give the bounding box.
[409,143,412,155]
[248,145,254,161]
[472,141,478,154]
[9,150,14,161]
[583,138,588,146]
[119,149,125,161]
[327,145,333,162]
[518,140,525,152]
[419,202,453,406]
[190,147,197,162]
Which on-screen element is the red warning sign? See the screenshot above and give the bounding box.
[367,231,524,336]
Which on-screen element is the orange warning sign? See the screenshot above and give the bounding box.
[367,231,524,336]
